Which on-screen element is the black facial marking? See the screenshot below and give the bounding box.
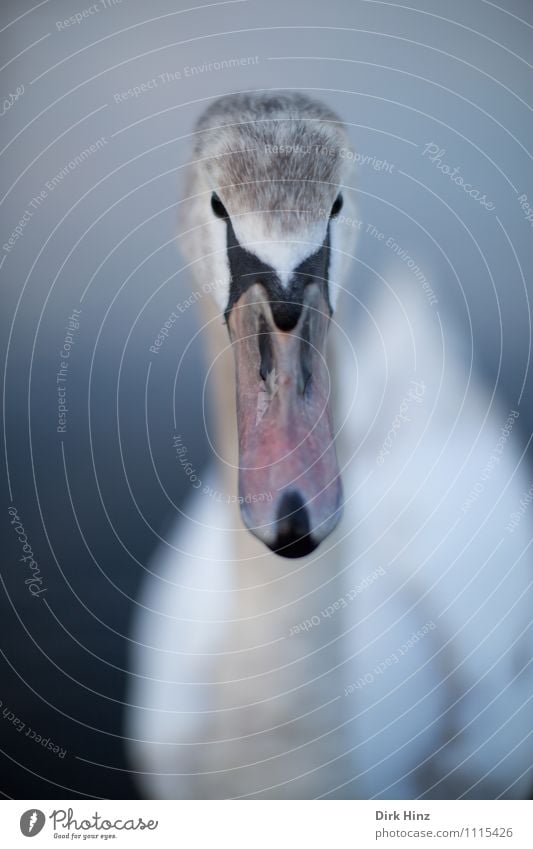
[223,216,332,331]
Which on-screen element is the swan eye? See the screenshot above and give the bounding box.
[330,194,343,218]
[211,192,229,219]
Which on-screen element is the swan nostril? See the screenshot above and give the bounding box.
[270,491,317,558]
[258,315,273,382]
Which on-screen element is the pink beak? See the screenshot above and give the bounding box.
[227,282,342,557]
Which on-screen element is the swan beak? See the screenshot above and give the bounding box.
[227,282,342,557]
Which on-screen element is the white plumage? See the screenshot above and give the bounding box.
[126,92,532,799]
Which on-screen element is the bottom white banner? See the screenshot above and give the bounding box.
[1,800,531,848]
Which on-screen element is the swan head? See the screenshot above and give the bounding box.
[181,93,355,557]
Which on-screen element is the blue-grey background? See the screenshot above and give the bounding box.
[1,0,532,798]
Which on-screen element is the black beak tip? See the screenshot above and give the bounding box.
[269,536,318,558]
[269,491,319,558]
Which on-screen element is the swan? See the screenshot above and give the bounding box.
[126,92,532,799]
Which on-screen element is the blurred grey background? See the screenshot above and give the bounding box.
[0,0,532,798]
